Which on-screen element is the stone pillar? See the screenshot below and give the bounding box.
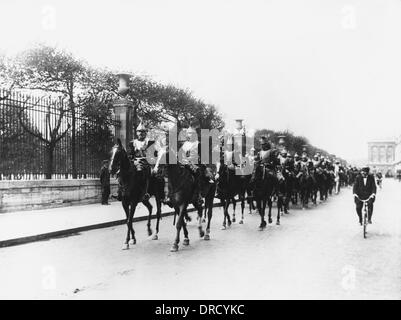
[113,97,133,149]
[113,73,134,150]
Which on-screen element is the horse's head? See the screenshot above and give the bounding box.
[109,138,128,175]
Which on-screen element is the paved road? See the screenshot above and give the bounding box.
[1,180,400,299]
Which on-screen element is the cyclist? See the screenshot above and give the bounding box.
[353,166,376,225]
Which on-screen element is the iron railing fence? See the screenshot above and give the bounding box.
[0,88,117,180]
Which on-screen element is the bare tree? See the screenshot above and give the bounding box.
[17,95,70,179]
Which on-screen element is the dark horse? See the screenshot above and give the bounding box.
[253,164,278,229]
[162,163,206,251]
[217,165,251,229]
[198,165,217,240]
[109,139,163,250]
[276,168,294,217]
[298,169,314,209]
[315,168,329,202]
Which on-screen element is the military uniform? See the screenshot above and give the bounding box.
[127,123,152,201]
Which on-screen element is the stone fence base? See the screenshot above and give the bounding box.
[0,179,119,213]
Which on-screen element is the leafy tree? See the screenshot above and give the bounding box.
[0,44,94,178]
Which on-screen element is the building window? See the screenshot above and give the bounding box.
[387,146,394,163]
[379,146,386,163]
[372,146,378,163]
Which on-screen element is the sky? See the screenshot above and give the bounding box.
[1,0,401,163]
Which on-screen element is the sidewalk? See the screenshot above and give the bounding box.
[0,199,186,247]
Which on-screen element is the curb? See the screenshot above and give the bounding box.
[0,203,223,248]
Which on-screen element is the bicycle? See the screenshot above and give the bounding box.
[354,194,374,239]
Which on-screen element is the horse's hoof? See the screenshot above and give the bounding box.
[147,229,153,237]
[199,230,205,238]
[268,218,273,224]
[202,218,206,223]
[152,234,158,240]
[204,234,210,241]
[122,243,129,250]
[183,238,190,246]
[129,239,136,245]
[239,220,244,224]
[276,221,280,225]
[170,244,179,252]
[227,221,232,227]
[232,218,236,223]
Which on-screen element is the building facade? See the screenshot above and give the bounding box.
[367,139,396,176]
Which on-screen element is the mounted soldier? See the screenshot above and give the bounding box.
[127,122,152,201]
[312,154,321,168]
[250,136,279,188]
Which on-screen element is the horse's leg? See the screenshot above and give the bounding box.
[152,196,162,240]
[171,204,186,252]
[222,199,231,230]
[194,201,205,238]
[202,205,207,223]
[143,199,153,236]
[284,189,290,214]
[126,202,137,248]
[232,197,236,223]
[240,194,245,224]
[122,200,131,250]
[221,199,226,229]
[182,219,190,246]
[276,195,282,225]
[267,196,273,224]
[257,198,266,230]
[204,193,213,240]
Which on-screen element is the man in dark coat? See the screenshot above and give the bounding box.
[353,166,377,225]
[100,160,110,205]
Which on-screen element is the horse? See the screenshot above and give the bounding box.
[252,164,278,229]
[298,169,314,209]
[315,169,327,202]
[197,165,216,241]
[276,168,294,217]
[216,164,251,229]
[109,139,163,250]
[162,163,206,251]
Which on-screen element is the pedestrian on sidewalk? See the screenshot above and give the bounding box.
[100,160,111,205]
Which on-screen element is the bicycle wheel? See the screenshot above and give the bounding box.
[363,211,367,239]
